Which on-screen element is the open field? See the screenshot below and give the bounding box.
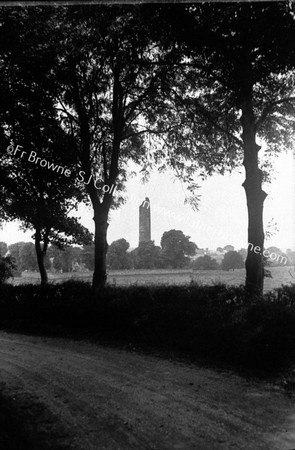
[11,266,294,292]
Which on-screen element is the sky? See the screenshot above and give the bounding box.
[1,151,294,252]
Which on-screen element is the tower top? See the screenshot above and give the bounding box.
[140,197,150,209]
[139,197,151,244]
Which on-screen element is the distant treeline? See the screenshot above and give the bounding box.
[1,235,293,277]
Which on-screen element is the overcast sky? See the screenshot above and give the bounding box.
[1,151,294,252]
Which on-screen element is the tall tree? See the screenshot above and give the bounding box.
[46,5,182,290]
[0,8,92,285]
[157,3,295,294]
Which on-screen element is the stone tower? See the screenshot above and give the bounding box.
[139,197,151,244]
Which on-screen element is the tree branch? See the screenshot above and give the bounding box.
[175,91,243,148]
[124,124,179,140]
[256,96,295,130]
[124,73,159,122]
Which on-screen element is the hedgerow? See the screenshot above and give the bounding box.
[1,281,295,374]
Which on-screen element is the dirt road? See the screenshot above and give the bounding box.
[0,332,294,449]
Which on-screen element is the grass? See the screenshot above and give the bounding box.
[1,280,295,377]
[11,266,294,292]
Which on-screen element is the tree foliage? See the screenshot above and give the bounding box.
[1,4,295,293]
[224,245,234,252]
[191,255,219,270]
[45,6,178,288]
[0,8,92,284]
[81,244,95,271]
[8,242,39,273]
[107,238,131,270]
[156,3,295,293]
[221,251,244,271]
[48,246,85,273]
[131,241,163,270]
[0,254,16,284]
[161,229,197,269]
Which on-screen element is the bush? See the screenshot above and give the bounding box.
[1,281,295,374]
[191,255,219,270]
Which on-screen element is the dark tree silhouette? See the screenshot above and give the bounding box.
[157,3,295,294]
[0,9,92,284]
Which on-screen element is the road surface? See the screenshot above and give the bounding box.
[0,332,294,449]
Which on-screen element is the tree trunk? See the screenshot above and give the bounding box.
[241,97,267,297]
[92,206,109,292]
[35,227,48,286]
[71,64,122,294]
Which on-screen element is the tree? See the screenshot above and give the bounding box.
[222,251,244,271]
[7,242,22,274]
[191,255,219,270]
[107,238,131,270]
[8,241,49,273]
[41,6,179,291]
[157,3,295,294]
[0,8,92,284]
[50,6,217,288]
[8,242,32,272]
[18,242,38,271]
[131,241,163,269]
[161,229,197,268]
[0,138,92,284]
[49,245,83,273]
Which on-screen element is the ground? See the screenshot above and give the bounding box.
[0,332,295,449]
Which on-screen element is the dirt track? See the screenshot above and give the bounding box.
[0,332,294,449]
